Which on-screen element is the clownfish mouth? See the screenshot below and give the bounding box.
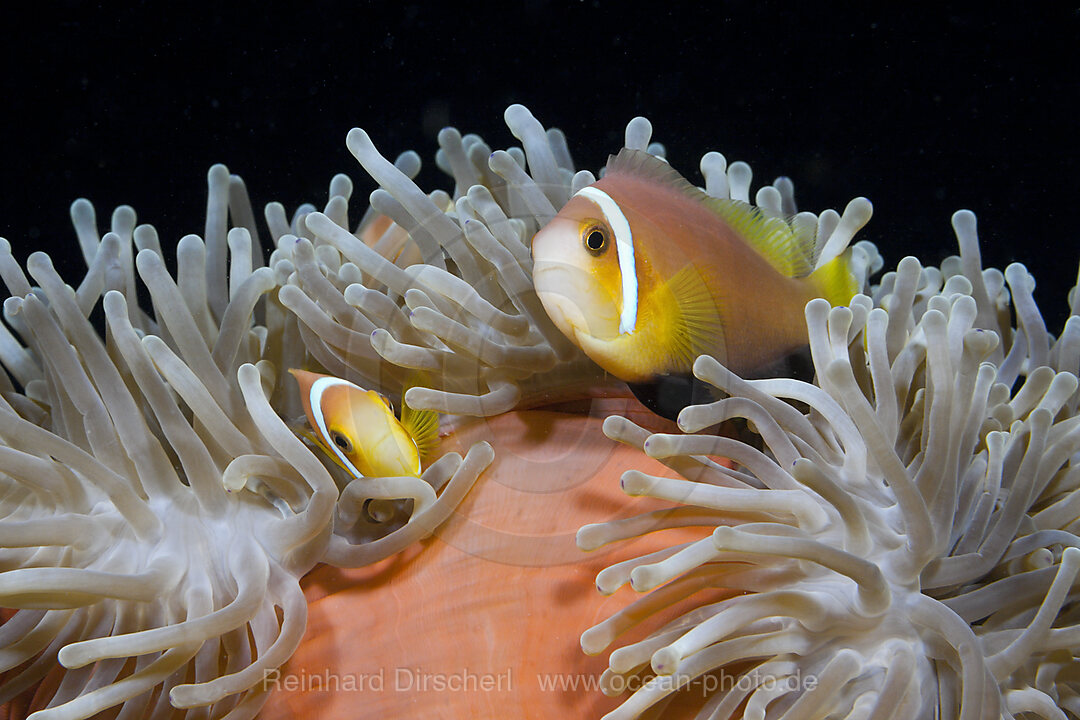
[532,262,620,343]
[535,285,589,343]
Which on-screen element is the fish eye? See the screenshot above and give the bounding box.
[329,430,354,454]
[583,226,607,255]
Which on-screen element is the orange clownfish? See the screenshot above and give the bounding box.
[289,369,439,478]
[531,148,861,418]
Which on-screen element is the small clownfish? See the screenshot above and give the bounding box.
[289,369,439,478]
[531,148,860,419]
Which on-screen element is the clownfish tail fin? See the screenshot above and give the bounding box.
[807,196,873,307]
[808,248,860,308]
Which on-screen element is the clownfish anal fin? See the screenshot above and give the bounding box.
[662,264,725,372]
[627,373,720,422]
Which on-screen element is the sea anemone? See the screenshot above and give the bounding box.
[0,163,491,718]
[580,212,1080,718]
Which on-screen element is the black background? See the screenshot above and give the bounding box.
[2,3,1077,330]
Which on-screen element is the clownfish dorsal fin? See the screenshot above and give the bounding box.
[607,148,818,280]
[660,264,726,372]
[605,147,702,194]
[703,198,817,279]
[398,375,440,460]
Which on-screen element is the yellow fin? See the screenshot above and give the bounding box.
[660,264,726,371]
[399,377,440,460]
[808,248,859,307]
[705,198,816,278]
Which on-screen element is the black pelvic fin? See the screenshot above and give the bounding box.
[745,345,816,384]
[627,373,718,422]
[628,346,816,422]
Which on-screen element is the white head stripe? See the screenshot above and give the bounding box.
[575,186,638,334]
[309,376,366,478]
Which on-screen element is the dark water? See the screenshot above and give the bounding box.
[3,3,1076,330]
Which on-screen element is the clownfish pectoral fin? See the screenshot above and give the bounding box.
[400,401,439,459]
[627,373,721,422]
[399,376,440,460]
[662,264,726,372]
